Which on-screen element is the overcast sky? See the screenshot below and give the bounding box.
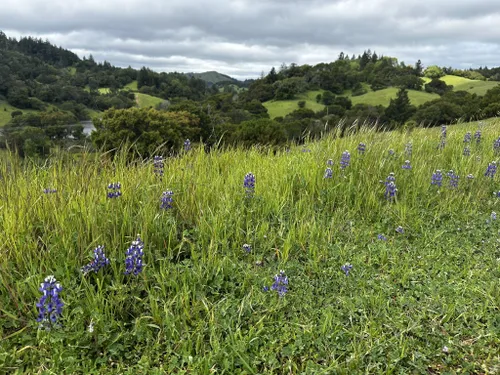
[2,0,500,79]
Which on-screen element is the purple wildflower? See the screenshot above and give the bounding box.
[447,170,459,189]
[153,156,164,177]
[341,263,353,276]
[270,270,288,297]
[43,188,57,194]
[402,160,412,170]
[81,245,110,274]
[184,139,191,152]
[340,151,350,170]
[124,236,144,276]
[243,172,256,196]
[388,149,395,156]
[491,212,497,221]
[36,275,63,328]
[396,226,404,234]
[384,173,397,201]
[324,167,333,179]
[107,182,121,198]
[463,146,471,156]
[475,130,481,144]
[463,132,472,144]
[326,159,334,166]
[377,234,387,241]
[160,190,174,210]
[494,137,500,154]
[243,244,252,253]
[431,170,443,187]
[357,143,366,154]
[485,161,497,178]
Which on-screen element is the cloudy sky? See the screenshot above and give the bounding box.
[2,0,500,79]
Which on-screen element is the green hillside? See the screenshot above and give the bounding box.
[440,75,500,95]
[124,80,138,91]
[135,93,165,108]
[263,91,326,118]
[186,71,238,84]
[349,88,439,107]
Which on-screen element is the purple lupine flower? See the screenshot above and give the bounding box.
[405,142,413,157]
[447,170,459,189]
[485,161,497,178]
[340,151,350,170]
[463,146,471,156]
[36,275,63,328]
[160,190,174,210]
[341,263,353,276]
[124,236,144,276]
[263,286,270,292]
[388,149,395,156]
[494,137,500,154]
[81,245,110,274]
[301,148,311,153]
[384,173,397,201]
[107,182,122,198]
[378,234,387,241]
[475,130,481,144]
[326,159,334,166]
[494,191,500,198]
[357,142,366,154]
[402,160,411,170]
[396,226,404,234]
[184,139,191,152]
[153,156,164,177]
[491,212,497,221]
[431,170,443,187]
[43,188,57,194]
[270,270,288,297]
[243,244,252,253]
[243,172,256,196]
[324,167,333,179]
[464,132,472,144]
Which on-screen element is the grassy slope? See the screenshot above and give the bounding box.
[124,81,138,91]
[135,92,165,108]
[440,75,500,95]
[0,101,42,127]
[1,119,500,373]
[350,87,439,107]
[264,90,326,118]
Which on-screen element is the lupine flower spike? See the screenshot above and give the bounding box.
[43,188,57,194]
[485,161,497,178]
[378,234,387,241]
[475,130,481,144]
[324,167,333,179]
[396,226,404,234]
[491,212,497,221]
[270,270,288,297]
[341,263,353,276]
[36,275,63,329]
[242,244,252,253]
[384,173,397,201]
[184,139,191,152]
[357,143,366,154]
[431,170,443,187]
[463,146,471,156]
[107,182,121,198]
[447,170,459,189]
[463,132,471,144]
[326,159,334,166]
[402,160,411,170]
[153,156,164,177]
[340,151,350,170]
[244,172,256,196]
[494,137,500,154]
[160,190,174,210]
[125,236,144,276]
[81,245,110,274]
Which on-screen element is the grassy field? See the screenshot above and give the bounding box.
[349,87,439,107]
[1,119,500,373]
[0,101,41,127]
[263,90,326,118]
[135,93,165,108]
[124,81,138,91]
[440,75,500,96]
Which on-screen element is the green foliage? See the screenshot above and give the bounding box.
[91,107,201,156]
[424,65,445,79]
[425,78,453,96]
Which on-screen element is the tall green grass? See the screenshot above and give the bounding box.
[1,120,500,373]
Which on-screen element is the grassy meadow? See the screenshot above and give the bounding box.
[1,119,500,373]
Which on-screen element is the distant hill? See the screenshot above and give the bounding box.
[185,71,239,85]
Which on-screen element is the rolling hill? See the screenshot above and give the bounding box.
[185,71,239,85]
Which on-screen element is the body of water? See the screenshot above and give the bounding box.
[81,120,96,135]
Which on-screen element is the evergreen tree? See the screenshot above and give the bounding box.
[384,88,416,125]
[415,59,423,76]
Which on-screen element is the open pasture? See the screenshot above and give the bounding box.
[1,120,500,373]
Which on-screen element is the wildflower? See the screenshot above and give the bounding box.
[475,130,481,144]
[485,161,497,178]
[107,182,121,198]
[494,191,500,198]
[388,149,395,156]
[88,320,95,333]
[492,212,497,221]
[431,170,443,187]
[341,263,353,276]
[263,286,269,292]
[396,226,404,234]
[81,245,110,274]
[324,167,333,179]
[124,236,144,276]
[405,142,412,157]
[160,190,174,210]
[153,156,164,177]
[442,346,449,354]
[243,244,252,253]
[184,139,191,152]
[377,234,387,241]
[36,275,63,328]
[270,270,288,297]
[43,188,57,194]
[357,142,366,154]
[384,173,397,201]
[326,159,334,166]
[467,174,474,180]
[463,146,471,156]
[463,132,472,143]
[402,160,411,170]
[340,151,350,170]
[447,170,459,189]
[243,172,256,196]
[494,137,500,154]
[301,148,311,153]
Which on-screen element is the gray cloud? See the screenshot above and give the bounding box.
[2,0,500,79]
